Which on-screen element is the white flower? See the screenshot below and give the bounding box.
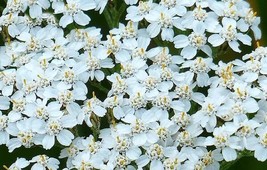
[0,13,23,37]
[120,58,147,78]
[140,143,165,169]
[171,111,192,129]
[94,0,108,13]
[79,48,114,81]
[181,5,219,32]
[208,17,252,53]
[3,0,27,14]
[30,155,60,170]
[125,0,138,5]
[246,127,267,161]
[148,47,183,67]
[53,60,88,86]
[72,151,108,169]
[126,0,155,22]
[110,21,139,40]
[6,158,30,170]
[181,57,216,87]
[104,35,131,63]
[127,86,148,110]
[134,68,163,99]
[173,71,205,109]
[123,37,154,60]
[42,114,77,149]
[237,8,261,40]
[205,125,241,162]
[27,0,50,19]
[0,111,10,145]
[174,24,212,59]
[107,73,128,96]
[0,69,16,96]
[78,94,106,126]
[56,0,96,28]
[232,114,260,149]
[23,99,63,120]
[193,87,230,132]
[210,61,236,89]
[217,98,258,121]
[121,112,156,146]
[146,6,182,41]
[175,123,203,147]
[6,118,44,152]
[44,82,87,107]
[59,137,84,168]
[232,58,261,83]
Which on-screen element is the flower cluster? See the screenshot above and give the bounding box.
[0,0,266,169]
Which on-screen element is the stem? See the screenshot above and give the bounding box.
[114,2,127,26]
[90,113,100,140]
[103,8,114,29]
[103,1,127,29]
[107,108,116,127]
[90,82,109,94]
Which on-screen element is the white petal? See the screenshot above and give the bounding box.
[0,132,9,145]
[31,163,44,170]
[8,112,21,122]
[237,19,249,32]
[93,105,106,117]
[113,106,125,119]
[201,45,212,57]
[133,133,147,146]
[174,35,189,48]
[197,73,210,87]
[222,147,237,162]
[57,129,74,146]
[255,148,267,161]
[161,28,174,42]
[7,24,20,37]
[74,12,90,26]
[38,0,50,8]
[136,155,150,167]
[42,135,55,149]
[7,138,21,152]
[126,147,142,160]
[147,23,161,38]
[80,0,96,10]
[66,102,81,116]
[2,86,13,96]
[95,70,105,81]
[150,160,164,170]
[29,4,42,18]
[181,46,197,59]
[237,33,252,45]
[61,114,77,128]
[208,34,224,47]
[171,100,185,111]
[228,41,241,52]
[0,96,10,110]
[116,124,131,135]
[252,25,262,40]
[243,98,259,113]
[59,15,73,28]
[115,50,131,63]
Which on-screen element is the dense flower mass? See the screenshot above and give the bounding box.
[0,0,266,169]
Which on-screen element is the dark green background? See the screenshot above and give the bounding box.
[1,0,267,169]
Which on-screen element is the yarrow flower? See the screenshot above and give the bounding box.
[1,0,267,169]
